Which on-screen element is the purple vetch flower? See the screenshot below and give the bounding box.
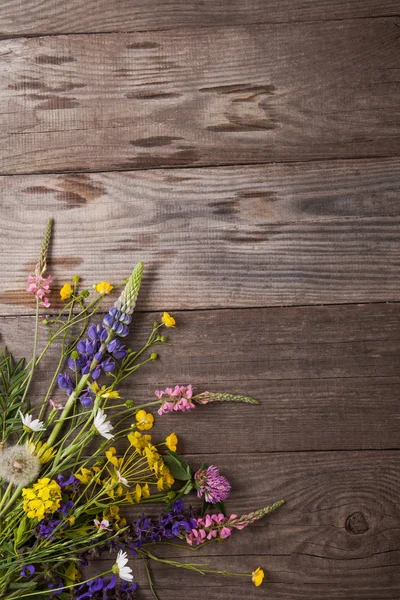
[57,473,80,489]
[37,518,62,540]
[20,565,35,577]
[58,500,74,517]
[194,465,231,504]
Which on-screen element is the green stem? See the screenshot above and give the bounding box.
[20,297,40,410]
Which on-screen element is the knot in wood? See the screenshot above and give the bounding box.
[345,511,369,535]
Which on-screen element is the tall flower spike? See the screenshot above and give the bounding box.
[115,262,144,315]
[36,218,53,277]
[103,262,144,336]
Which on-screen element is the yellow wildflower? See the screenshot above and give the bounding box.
[60,283,73,300]
[128,431,152,453]
[165,433,178,452]
[69,516,76,525]
[105,447,122,468]
[75,467,94,484]
[252,568,264,587]
[22,478,62,520]
[135,410,154,431]
[26,440,56,464]
[161,312,176,328]
[95,281,114,295]
[142,483,150,498]
[89,382,120,399]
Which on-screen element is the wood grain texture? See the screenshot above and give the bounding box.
[1,18,400,174]
[1,0,399,37]
[1,158,400,313]
[2,303,400,452]
[83,451,400,598]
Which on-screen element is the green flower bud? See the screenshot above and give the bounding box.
[73,275,80,284]
[125,400,134,408]
[70,350,79,360]
[153,321,159,328]
[42,319,48,325]
[81,290,90,297]
[150,352,158,361]
[160,336,167,343]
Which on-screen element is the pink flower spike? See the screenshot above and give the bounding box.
[220,527,232,539]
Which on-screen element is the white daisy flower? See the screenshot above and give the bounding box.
[19,410,46,432]
[117,471,129,487]
[93,409,114,440]
[113,550,134,582]
[94,518,111,530]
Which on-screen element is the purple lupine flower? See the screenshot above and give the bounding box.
[103,307,132,337]
[194,465,231,504]
[20,565,35,577]
[57,372,76,395]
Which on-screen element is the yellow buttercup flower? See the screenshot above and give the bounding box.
[252,568,264,587]
[135,410,154,431]
[60,283,73,300]
[95,281,114,295]
[161,312,176,328]
[22,478,62,520]
[165,433,178,452]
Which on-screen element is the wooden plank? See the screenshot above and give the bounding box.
[83,451,400,598]
[1,19,400,174]
[1,159,400,312]
[1,0,398,37]
[2,304,400,451]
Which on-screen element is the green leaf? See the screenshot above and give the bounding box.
[163,450,192,481]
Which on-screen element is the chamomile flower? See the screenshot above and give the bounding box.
[113,550,134,582]
[93,409,114,440]
[19,411,46,433]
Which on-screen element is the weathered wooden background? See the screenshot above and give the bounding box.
[1,1,400,598]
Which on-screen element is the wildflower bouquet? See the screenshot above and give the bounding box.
[0,220,284,599]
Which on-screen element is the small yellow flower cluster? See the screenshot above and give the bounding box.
[126,483,150,504]
[22,478,62,520]
[75,466,101,484]
[128,432,175,491]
